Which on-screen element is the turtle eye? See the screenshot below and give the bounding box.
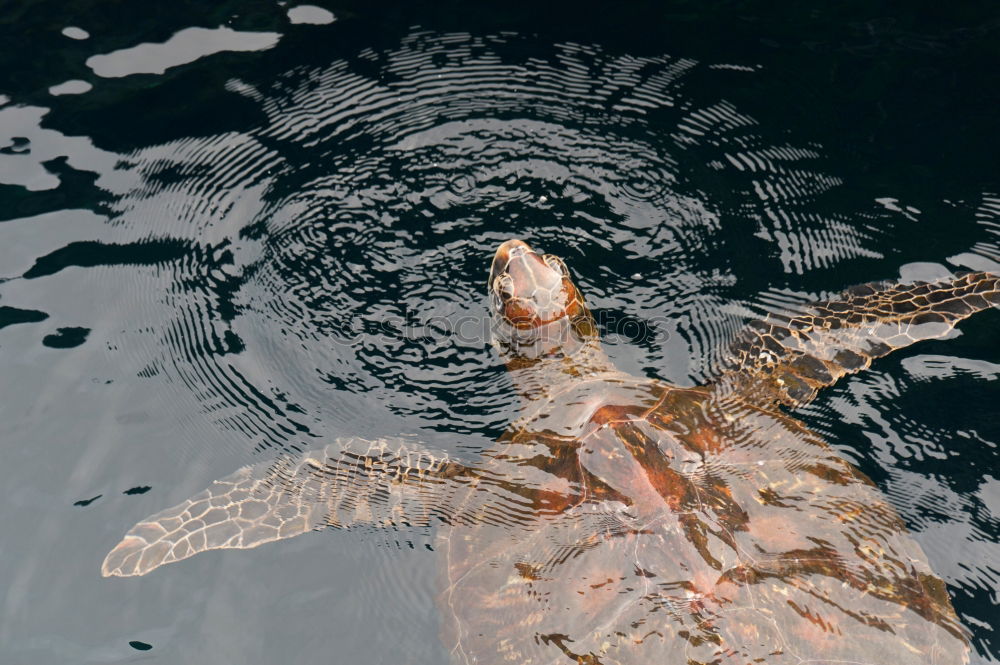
[495,274,515,302]
[542,254,568,276]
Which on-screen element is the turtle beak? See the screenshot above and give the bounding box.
[496,238,532,256]
[489,238,533,289]
[492,238,532,270]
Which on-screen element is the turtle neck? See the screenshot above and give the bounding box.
[497,319,620,408]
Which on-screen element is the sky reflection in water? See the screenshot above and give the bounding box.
[0,3,998,664]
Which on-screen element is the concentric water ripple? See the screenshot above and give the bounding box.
[2,14,999,664]
[85,30,932,462]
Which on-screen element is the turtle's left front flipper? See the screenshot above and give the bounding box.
[103,438,562,577]
[716,271,999,408]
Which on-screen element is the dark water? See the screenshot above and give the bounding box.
[1,1,998,663]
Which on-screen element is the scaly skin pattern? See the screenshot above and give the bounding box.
[719,273,1000,408]
[104,238,997,665]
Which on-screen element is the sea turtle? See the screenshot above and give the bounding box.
[104,239,999,664]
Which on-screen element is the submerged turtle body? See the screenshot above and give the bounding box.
[441,379,963,664]
[104,239,999,665]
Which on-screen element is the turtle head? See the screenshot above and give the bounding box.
[488,239,596,360]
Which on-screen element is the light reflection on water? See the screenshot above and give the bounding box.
[0,13,998,665]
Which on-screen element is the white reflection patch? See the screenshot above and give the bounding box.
[86,26,281,78]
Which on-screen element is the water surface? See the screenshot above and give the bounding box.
[0,2,998,663]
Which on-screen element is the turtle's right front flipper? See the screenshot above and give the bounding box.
[716,271,1000,408]
[103,438,562,577]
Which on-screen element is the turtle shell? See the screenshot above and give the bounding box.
[439,376,967,665]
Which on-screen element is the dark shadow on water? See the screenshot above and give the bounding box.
[0,305,48,330]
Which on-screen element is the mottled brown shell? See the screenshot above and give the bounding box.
[439,380,968,664]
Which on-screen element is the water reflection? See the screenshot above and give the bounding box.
[83,30,913,455]
[86,27,282,78]
[0,19,998,665]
